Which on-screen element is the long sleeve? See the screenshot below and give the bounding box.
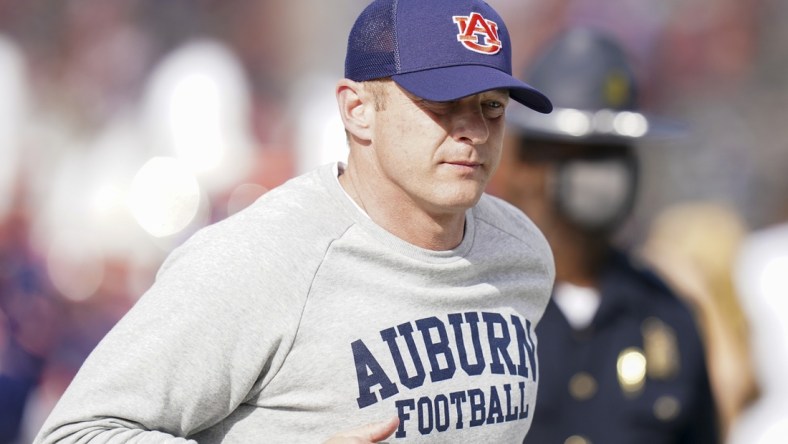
[34,213,308,443]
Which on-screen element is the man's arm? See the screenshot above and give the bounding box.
[34,227,303,442]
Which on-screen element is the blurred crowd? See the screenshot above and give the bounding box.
[1,0,787,443]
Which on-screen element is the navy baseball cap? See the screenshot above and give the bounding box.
[345,0,553,113]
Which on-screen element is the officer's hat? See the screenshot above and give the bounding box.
[507,27,678,144]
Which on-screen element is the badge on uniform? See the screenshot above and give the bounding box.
[642,317,680,380]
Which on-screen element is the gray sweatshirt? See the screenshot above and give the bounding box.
[34,163,554,443]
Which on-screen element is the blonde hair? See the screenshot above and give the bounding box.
[364,78,392,111]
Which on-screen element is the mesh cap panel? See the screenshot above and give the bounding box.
[344,0,399,81]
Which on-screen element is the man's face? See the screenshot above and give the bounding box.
[368,81,510,216]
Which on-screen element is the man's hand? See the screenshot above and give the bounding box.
[324,416,400,443]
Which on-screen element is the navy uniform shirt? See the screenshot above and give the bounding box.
[527,251,718,444]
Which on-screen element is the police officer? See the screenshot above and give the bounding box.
[490,27,719,444]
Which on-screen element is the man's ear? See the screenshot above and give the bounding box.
[336,79,374,142]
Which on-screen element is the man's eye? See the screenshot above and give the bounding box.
[484,101,506,117]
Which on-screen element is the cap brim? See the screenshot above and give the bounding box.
[393,65,553,114]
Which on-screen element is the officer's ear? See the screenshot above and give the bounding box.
[336,79,374,143]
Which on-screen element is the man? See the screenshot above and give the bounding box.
[34,0,556,442]
[490,28,719,443]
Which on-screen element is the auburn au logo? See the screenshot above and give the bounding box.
[453,12,502,55]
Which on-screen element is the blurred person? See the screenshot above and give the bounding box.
[640,201,760,438]
[16,258,138,443]
[728,219,788,444]
[0,37,35,444]
[0,200,62,444]
[489,27,718,443]
[34,0,558,442]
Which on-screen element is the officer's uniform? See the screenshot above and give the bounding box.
[502,28,720,444]
[526,251,718,444]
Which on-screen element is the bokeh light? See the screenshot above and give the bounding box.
[141,40,255,193]
[0,36,28,220]
[760,256,788,319]
[46,231,105,303]
[292,75,349,174]
[617,347,647,394]
[613,111,649,138]
[555,108,592,137]
[127,156,202,238]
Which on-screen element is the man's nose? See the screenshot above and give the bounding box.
[452,104,490,145]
